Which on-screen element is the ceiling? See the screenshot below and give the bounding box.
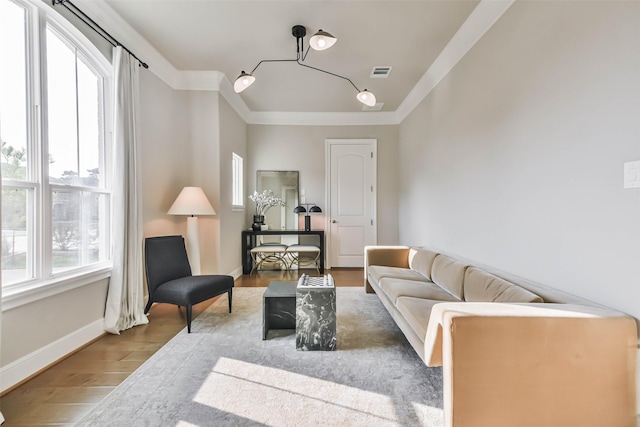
[102,0,480,114]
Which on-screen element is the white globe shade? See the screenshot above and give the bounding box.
[357,89,377,107]
[309,30,337,51]
[234,71,255,93]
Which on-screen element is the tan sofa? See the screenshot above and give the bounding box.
[365,245,638,427]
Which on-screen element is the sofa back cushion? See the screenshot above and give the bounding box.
[464,267,544,303]
[408,247,439,281]
[431,255,467,299]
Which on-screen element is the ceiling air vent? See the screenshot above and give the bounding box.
[370,66,392,78]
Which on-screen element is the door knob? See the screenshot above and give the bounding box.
[332,220,337,223]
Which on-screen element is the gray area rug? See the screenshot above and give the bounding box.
[77,287,444,426]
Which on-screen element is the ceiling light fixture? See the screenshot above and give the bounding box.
[233,25,376,108]
[309,29,337,51]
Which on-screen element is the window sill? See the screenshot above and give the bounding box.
[2,264,112,311]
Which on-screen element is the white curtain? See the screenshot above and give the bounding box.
[104,46,148,334]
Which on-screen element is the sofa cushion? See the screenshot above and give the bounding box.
[431,255,467,300]
[408,247,439,281]
[368,265,429,286]
[464,267,544,303]
[395,296,442,342]
[379,277,461,304]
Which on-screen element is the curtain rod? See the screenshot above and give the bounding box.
[52,0,149,69]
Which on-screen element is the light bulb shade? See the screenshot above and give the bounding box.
[233,71,255,93]
[357,89,377,107]
[293,205,307,214]
[168,187,216,216]
[309,29,337,51]
[309,205,322,213]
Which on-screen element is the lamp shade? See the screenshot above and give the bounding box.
[293,205,307,214]
[234,71,255,93]
[309,29,337,51]
[309,205,322,213]
[357,89,377,107]
[168,187,216,216]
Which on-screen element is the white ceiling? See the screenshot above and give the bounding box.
[102,0,481,114]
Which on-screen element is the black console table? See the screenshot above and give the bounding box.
[241,229,325,274]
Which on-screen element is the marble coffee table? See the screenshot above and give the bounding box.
[295,275,337,351]
[262,277,337,350]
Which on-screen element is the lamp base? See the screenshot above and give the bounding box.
[304,215,311,232]
[186,216,201,275]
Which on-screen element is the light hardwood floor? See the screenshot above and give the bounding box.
[0,268,363,426]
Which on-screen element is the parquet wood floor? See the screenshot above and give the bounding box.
[0,268,363,426]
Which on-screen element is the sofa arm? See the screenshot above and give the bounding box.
[424,302,638,427]
[363,246,411,293]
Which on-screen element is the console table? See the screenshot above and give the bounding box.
[241,229,325,274]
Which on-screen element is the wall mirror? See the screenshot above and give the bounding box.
[257,170,299,230]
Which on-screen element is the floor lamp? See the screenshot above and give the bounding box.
[168,187,216,275]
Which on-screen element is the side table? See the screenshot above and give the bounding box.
[262,281,297,340]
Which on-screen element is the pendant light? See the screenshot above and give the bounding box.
[309,29,337,51]
[233,25,377,108]
[233,71,255,93]
[357,89,376,107]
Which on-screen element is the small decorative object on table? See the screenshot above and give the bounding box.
[296,274,336,351]
[252,215,264,231]
[249,190,285,230]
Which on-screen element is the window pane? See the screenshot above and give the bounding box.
[47,27,79,184]
[52,190,108,272]
[232,153,243,206]
[77,56,101,187]
[0,0,28,181]
[2,186,34,285]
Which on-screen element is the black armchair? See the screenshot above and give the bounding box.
[144,235,233,333]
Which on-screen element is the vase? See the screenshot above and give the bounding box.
[252,215,265,231]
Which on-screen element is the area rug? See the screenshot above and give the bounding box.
[77,287,444,426]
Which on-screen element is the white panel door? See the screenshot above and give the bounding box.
[327,140,376,267]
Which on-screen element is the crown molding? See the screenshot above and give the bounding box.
[396,0,515,122]
[246,111,400,126]
[73,0,182,88]
[219,76,252,123]
[70,0,513,127]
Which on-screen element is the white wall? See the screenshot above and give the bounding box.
[140,78,247,277]
[247,125,400,245]
[398,1,640,320]
[219,97,248,276]
[182,91,222,274]
[141,71,191,239]
[1,280,108,366]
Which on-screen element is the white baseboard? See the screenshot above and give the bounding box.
[229,266,243,281]
[0,318,105,393]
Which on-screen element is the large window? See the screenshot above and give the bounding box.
[1,0,111,290]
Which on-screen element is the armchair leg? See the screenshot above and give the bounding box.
[144,299,153,314]
[228,289,233,313]
[186,305,193,333]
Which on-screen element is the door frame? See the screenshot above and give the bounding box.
[324,138,378,269]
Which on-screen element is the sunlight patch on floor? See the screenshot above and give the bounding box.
[193,357,441,425]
